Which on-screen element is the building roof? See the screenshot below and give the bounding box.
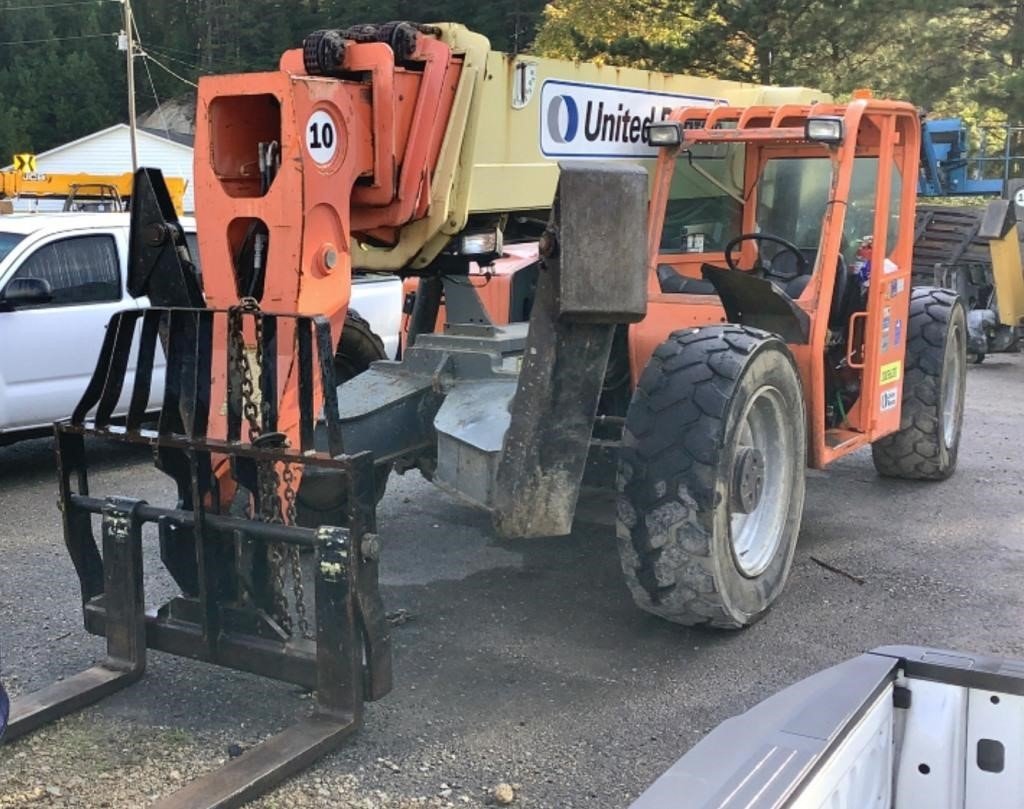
[139,126,194,147]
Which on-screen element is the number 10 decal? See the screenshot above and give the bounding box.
[306,110,339,165]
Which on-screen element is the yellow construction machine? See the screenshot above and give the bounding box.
[0,169,187,215]
[914,200,1024,360]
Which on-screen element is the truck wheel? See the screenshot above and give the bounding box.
[297,311,389,524]
[871,287,967,480]
[617,326,807,628]
[335,309,387,381]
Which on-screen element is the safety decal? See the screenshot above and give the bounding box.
[880,387,898,412]
[879,360,901,385]
[894,319,903,346]
[512,60,538,109]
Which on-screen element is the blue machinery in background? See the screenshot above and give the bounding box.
[918,117,1024,196]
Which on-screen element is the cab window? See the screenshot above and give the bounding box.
[755,157,832,250]
[660,143,745,254]
[755,156,903,264]
[7,234,120,306]
[0,232,25,263]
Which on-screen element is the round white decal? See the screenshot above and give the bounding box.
[306,110,338,165]
[1014,187,1024,209]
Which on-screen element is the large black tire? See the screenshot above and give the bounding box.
[617,325,807,628]
[335,309,387,381]
[871,287,967,481]
[296,311,389,523]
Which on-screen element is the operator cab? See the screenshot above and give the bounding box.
[655,142,896,334]
[638,101,919,469]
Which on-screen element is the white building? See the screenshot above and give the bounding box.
[4,124,195,212]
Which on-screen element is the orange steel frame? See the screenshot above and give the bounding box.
[633,99,922,470]
[193,36,462,498]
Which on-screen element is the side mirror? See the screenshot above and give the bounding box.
[0,277,54,309]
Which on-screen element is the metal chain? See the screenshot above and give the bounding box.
[226,300,312,640]
[239,297,263,443]
[283,462,311,639]
[231,299,298,635]
[257,458,292,634]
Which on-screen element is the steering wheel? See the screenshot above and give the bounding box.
[724,233,810,282]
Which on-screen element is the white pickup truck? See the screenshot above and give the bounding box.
[0,212,403,445]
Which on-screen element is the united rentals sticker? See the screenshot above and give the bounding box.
[539,79,725,158]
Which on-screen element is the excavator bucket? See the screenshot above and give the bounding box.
[6,298,392,808]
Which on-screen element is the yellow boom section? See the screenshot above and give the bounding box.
[0,170,187,216]
[356,24,828,272]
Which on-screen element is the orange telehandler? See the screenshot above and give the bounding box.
[4,22,965,808]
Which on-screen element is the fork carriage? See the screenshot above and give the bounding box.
[9,304,391,808]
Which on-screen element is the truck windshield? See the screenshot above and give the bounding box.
[659,143,745,254]
[0,233,25,263]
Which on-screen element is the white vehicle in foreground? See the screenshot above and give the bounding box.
[631,644,1023,809]
[0,212,402,445]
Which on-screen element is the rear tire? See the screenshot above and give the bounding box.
[871,287,966,481]
[296,311,390,524]
[617,326,807,628]
[335,309,387,381]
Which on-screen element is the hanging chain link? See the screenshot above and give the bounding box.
[238,297,263,443]
[283,463,311,639]
[258,457,292,634]
[230,298,311,638]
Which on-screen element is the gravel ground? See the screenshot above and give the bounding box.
[2,354,1023,808]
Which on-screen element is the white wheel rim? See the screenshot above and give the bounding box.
[942,321,965,449]
[729,385,793,578]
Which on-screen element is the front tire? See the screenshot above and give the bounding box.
[871,287,967,481]
[617,326,807,628]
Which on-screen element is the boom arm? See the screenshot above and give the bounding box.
[0,169,187,215]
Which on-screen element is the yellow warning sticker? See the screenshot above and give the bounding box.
[12,153,36,172]
[879,360,901,385]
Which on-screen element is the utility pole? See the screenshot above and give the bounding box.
[119,0,138,172]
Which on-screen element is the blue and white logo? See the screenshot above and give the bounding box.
[539,79,726,158]
[546,94,580,144]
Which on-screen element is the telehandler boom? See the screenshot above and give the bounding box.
[4,21,965,809]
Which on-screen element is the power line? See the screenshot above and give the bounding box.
[143,46,205,72]
[130,12,172,140]
[0,0,118,11]
[144,52,198,88]
[0,32,116,45]
[145,44,244,74]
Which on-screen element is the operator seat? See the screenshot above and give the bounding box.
[657,247,818,301]
[765,248,817,296]
[656,265,717,294]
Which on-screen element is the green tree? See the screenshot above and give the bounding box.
[534,0,957,94]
